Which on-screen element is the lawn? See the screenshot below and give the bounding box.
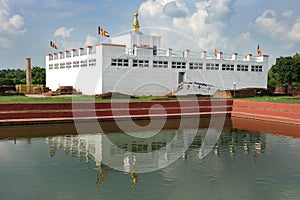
[0,95,166,104]
[237,96,300,104]
[1,95,300,104]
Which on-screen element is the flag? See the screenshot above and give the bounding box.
[214,49,219,57]
[257,44,262,56]
[98,26,110,37]
[50,41,58,49]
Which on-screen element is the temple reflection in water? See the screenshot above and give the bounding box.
[45,128,266,173]
[2,117,300,200]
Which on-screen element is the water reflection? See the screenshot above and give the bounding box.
[96,170,107,190]
[45,130,267,163]
[45,129,266,186]
[1,119,300,200]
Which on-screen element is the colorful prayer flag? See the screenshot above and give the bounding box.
[98,26,110,37]
[50,41,58,49]
[214,49,219,57]
[257,44,262,56]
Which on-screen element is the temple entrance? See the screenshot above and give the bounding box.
[178,72,185,84]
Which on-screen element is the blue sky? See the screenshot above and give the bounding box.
[0,0,300,69]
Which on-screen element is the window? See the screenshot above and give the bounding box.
[66,62,72,68]
[111,59,129,67]
[153,61,168,68]
[80,49,87,56]
[60,63,65,69]
[80,60,87,67]
[73,61,80,68]
[133,59,149,67]
[73,50,78,57]
[66,51,71,58]
[89,59,96,67]
[206,63,219,70]
[88,47,96,54]
[237,65,249,71]
[54,63,59,69]
[190,63,203,70]
[111,59,116,66]
[222,64,234,71]
[251,65,263,72]
[60,53,65,59]
[54,54,58,60]
[49,64,53,70]
[49,55,53,61]
[172,62,186,69]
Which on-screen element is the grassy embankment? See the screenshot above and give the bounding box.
[237,96,300,104]
[0,95,165,103]
[0,95,299,104]
[0,95,300,104]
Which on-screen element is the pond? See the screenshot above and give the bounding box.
[0,118,300,200]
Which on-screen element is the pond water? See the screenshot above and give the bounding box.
[1,119,300,200]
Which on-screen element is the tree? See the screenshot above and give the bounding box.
[0,69,26,86]
[0,78,14,86]
[268,53,300,88]
[0,66,45,86]
[32,66,46,85]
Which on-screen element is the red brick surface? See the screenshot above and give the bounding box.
[1,99,299,127]
[0,100,232,125]
[232,100,300,125]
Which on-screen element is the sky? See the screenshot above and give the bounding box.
[0,0,300,69]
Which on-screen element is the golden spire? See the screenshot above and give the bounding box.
[132,10,140,32]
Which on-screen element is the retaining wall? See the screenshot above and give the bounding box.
[1,99,299,126]
[232,100,300,125]
[0,100,233,125]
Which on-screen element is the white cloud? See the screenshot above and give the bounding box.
[54,27,74,38]
[206,0,234,24]
[255,10,285,38]
[288,17,300,41]
[0,0,26,35]
[139,0,238,51]
[163,1,187,18]
[139,0,165,18]
[254,10,300,48]
[282,10,293,18]
[0,10,25,34]
[139,0,300,59]
[8,14,24,28]
[84,35,98,46]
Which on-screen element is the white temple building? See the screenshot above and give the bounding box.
[45,11,269,96]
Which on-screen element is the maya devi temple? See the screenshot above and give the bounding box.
[45,11,269,96]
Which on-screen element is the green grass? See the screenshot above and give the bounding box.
[1,95,300,104]
[0,95,168,104]
[237,96,300,104]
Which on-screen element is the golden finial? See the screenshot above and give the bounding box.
[132,10,140,32]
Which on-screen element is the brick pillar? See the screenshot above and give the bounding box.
[26,58,32,94]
